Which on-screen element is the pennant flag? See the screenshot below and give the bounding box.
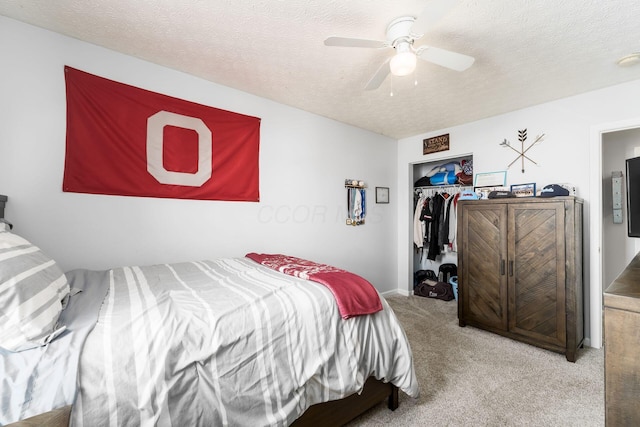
[63,66,260,201]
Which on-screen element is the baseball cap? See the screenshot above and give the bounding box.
[458,191,479,200]
[538,184,570,197]
[488,190,515,199]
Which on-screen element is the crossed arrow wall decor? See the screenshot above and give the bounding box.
[499,129,545,173]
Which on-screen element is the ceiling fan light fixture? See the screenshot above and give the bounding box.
[390,42,416,77]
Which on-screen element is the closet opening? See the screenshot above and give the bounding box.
[411,153,473,293]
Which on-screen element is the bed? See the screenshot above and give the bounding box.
[0,205,419,426]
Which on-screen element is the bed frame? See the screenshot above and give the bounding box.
[0,194,6,219]
[8,378,397,426]
[293,377,398,426]
[6,406,71,427]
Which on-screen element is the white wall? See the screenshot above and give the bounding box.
[397,79,640,347]
[0,17,398,292]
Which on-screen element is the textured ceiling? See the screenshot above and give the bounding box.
[2,0,640,139]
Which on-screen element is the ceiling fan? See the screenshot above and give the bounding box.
[324,0,475,90]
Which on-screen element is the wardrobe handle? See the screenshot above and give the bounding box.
[509,260,514,277]
[500,259,505,275]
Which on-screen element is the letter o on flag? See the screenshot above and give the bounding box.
[147,110,212,186]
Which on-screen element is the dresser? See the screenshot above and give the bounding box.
[457,197,584,362]
[604,253,640,425]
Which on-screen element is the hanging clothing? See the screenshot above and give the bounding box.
[353,189,362,221]
[448,193,461,252]
[438,193,452,247]
[413,194,427,248]
[414,186,469,258]
[347,187,366,224]
[427,193,445,261]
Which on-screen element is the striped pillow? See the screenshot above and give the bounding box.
[0,222,70,351]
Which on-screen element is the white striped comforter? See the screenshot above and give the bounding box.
[70,258,419,426]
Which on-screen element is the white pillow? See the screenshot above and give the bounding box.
[0,222,70,351]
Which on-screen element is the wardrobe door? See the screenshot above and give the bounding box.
[507,202,566,347]
[460,203,508,331]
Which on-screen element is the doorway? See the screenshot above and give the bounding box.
[590,118,640,349]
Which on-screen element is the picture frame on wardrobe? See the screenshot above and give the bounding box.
[510,183,536,197]
[474,171,507,187]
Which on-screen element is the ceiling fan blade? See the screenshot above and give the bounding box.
[324,36,389,49]
[417,46,474,71]
[411,0,461,36]
[364,58,391,90]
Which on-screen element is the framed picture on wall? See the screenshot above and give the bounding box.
[376,187,389,203]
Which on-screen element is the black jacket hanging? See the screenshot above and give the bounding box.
[427,194,445,261]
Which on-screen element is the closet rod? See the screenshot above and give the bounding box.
[415,185,472,193]
[415,184,472,190]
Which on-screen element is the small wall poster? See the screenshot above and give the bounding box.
[423,134,450,155]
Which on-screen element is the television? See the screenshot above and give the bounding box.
[626,156,640,237]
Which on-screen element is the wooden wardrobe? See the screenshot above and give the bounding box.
[457,196,583,362]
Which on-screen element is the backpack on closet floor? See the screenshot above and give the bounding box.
[414,278,455,301]
[413,269,437,288]
[438,263,458,283]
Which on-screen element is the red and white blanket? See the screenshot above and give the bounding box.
[245,253,382,319]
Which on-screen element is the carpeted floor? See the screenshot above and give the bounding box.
[348,295,604,427]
